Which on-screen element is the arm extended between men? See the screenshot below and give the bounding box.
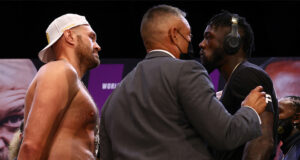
[178,61,267,150]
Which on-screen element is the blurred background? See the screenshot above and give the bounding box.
[0,2,299,159]
[1,0,300,59]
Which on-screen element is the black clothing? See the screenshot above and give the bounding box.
[216,61,279,160]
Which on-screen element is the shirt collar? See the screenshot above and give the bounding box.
[148,49,176,59]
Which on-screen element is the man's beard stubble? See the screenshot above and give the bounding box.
[200,47,225,74]
[76,36,100,70]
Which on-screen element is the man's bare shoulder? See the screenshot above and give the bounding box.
[30,60,80,99]
[36,60,78,83]
[25,60,80,114]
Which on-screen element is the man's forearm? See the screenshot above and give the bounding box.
[18,142,44,160]
[242,137,274,160]
[242,111,275,160]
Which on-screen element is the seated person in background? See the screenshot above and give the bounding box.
[277,96,300,160]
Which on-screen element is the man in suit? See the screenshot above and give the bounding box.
[100,5,267,160]
[199,11,278,160]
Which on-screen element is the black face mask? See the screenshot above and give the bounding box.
[278,118,294,141]
[176,30,194,60]
[179,41,194,60]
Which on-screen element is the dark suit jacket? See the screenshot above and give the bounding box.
[100,51,262,160]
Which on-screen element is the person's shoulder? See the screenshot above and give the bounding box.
[234,61,274,86]
[239,61,269,76]
[36,60,78,82]
[239,61,260,70]
[168,59,201,66]
[179,59,206,69]
[173,59,209,77]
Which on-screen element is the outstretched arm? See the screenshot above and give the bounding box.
[178,61,266,150]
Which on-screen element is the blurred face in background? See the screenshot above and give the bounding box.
[0,103,24,160]
[265,60,300,99]
[0,59,37,160]
[278,97,300,141]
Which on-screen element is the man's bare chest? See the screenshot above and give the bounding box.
[63,83,99,127]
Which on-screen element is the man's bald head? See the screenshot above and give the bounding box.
[140,5,186,49]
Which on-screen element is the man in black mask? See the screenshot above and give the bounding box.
[277,96,300,160]
[177,30,195,60]
[199,11,279,160]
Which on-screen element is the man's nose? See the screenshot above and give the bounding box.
[199,40,205,49]
[95,42,101,52]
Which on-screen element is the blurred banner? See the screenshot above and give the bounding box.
[0,57,298,159]
[0,59,37,160]
[84,57,300,111]
[88,64,124,113]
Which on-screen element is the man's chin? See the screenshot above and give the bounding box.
[200,59,216,74]
[93,54,101,65]
[88,58,100,70]
[94,58,101,66]
[204,64,216,74]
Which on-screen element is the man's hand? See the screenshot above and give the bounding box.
[242,86,267,114]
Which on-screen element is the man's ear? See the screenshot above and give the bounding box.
[169,27,178,44]
[63,29,76,45]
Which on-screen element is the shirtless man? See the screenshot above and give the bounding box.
[18,13,101,160]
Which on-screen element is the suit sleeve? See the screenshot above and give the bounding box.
[177,61,262,150]
[99,95,114,160]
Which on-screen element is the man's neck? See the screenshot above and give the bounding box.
[146,42,179,58]
[218,56,246,81]
[58,56,87,79]
[148,49,176,59]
